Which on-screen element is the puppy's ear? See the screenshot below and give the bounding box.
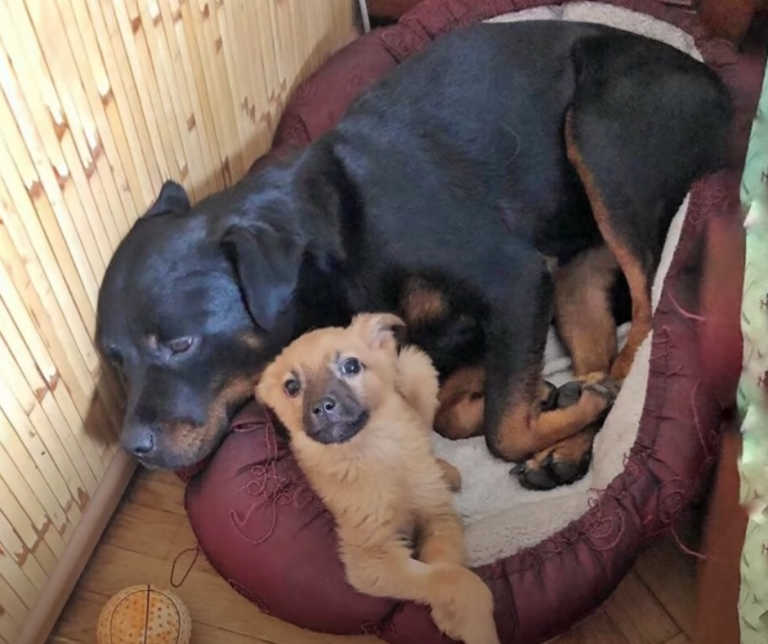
[142,180,191,219]
[221,224,306,332]
[351,313,407,350]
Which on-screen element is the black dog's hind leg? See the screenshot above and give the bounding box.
[563,53,730,381]
[516,244,621,489]
[553,245,619,378]
[394,248,617,468]
[478,255,617,464]
[565,109,655,383]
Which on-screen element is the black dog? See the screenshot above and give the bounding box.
[97,21,732,488]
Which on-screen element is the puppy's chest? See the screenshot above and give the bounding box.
[322,460,425,531]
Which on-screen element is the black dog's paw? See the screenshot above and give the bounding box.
[557,374,621,408]
[580,373,621,403]
[555,374,621,424]
[512,441,594,491]
[555,380,583,409]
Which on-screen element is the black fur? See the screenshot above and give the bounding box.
[97,21,732,470]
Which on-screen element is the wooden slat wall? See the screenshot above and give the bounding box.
[0,1,357,641]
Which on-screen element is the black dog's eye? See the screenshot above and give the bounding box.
[284,377,301,398]
[341,357,362,376]
[105,347,123,368]
[168,337,194,355]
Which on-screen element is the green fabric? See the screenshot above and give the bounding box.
[738,55,768,643]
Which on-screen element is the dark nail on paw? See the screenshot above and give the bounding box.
[540,381,559,411]
[509,462,527,475]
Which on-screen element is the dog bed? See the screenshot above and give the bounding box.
[180,2,762,642]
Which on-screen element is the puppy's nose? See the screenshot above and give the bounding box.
[122,429,155,458]
[312,396,338,419]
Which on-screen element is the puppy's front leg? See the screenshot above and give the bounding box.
[342,541,438,602]
[343,541,499,644]
[417,512,501,644]
[417,509,466,566]
[395,345,440,427]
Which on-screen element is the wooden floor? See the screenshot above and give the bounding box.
[49,468,700,644]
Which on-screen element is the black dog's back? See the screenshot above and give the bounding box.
[332,21,596,262]
[308,20,732,381]
[326,21,730,267]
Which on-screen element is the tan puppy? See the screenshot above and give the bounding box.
[257,313,499,644]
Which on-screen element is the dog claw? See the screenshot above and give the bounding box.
[509,462,527,475]
[539,380,559,411]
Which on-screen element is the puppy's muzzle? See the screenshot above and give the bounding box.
[304,388,369,445]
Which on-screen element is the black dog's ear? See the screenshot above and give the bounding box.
[221,224,306,332]
[142,180,191,219]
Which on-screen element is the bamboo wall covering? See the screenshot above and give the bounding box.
[0,1,358,641]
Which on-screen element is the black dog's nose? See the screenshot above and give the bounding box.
[312,397,337,418]
[124,429,155,457]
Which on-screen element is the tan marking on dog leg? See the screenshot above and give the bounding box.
[525,424,598,472]
[565,110,652,382]
[553,245,618,378]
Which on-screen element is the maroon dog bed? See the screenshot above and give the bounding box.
[180,2,761,642]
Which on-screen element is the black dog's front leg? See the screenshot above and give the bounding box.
[478,257,615,464]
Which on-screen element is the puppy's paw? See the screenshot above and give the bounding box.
[396,345,440,425]
[397,345,439,384]
[512,430,595,491]
[430,567,499,644]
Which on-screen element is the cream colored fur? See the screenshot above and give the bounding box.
[257,314,499,644]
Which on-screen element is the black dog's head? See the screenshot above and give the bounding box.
[97,173,339,470]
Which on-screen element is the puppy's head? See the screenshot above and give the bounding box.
[257,313,406,446]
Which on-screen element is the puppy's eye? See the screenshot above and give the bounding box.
[341,357,362,376]
[284,377,301,398]
[168,337,194,355]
